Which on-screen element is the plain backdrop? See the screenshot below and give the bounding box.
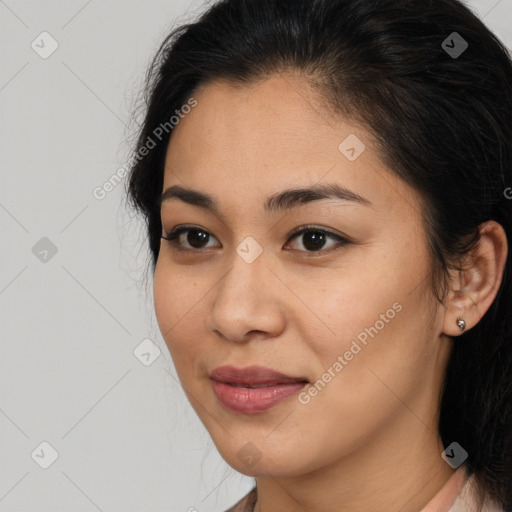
[1,1,511,511]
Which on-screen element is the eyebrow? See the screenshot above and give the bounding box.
[159,183,372,214]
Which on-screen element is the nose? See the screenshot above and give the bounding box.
[206,251,286,343]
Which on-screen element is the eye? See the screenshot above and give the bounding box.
[161,225,221,251]
[161,224,350,254]
[284,225,350,254]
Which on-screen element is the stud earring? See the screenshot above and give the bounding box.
[456,317,467,332]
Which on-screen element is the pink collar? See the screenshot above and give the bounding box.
[420,466,467,512]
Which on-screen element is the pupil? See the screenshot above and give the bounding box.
[188,229,209,248]
[303,231,325,251]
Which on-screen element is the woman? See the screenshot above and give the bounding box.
[127,0,512,510]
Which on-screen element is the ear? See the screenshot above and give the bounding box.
[443,220,508,337]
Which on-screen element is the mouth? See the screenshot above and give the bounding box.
[209,365,309,413]
[210,364,309,386]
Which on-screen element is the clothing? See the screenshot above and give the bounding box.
[224,465,504,512]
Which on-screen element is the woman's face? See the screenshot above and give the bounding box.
[154,73,452,477]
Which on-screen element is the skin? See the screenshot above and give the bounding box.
[153,72,508,512]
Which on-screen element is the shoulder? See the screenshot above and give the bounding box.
[223,487,257,512]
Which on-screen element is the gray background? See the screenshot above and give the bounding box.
[0,1,510,511]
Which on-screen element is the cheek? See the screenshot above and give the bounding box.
[153,262,194,354]
[285,257,402,360]
[153,260,211,376]
[153,262,175,337]
[308,286,406,383]
[153,254,203,333]
[301,241,429,389]
[289,290,428,466]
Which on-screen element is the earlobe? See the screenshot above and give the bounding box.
[442,285,473,337]
[442,220,508,338]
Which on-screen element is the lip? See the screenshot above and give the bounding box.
[210,365,308,386]
[210,365,308,414]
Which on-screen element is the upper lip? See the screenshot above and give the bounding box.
[210,365,309,387]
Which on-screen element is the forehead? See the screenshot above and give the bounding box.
[162,74,421,220]
[166,74,332,173]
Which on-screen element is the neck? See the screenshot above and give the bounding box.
[252,411,456,512]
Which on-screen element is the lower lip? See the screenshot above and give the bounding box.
[211,380,307,414]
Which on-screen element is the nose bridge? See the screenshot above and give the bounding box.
[207,241,285,341]
[218,242,269,310]
[220,232,269,293]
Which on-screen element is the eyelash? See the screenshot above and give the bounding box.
[161,224,350,255]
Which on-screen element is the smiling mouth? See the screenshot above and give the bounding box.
[211,380,308,413]
[209,365,309,414]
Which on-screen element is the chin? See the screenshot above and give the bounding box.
[212,437,317,478]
